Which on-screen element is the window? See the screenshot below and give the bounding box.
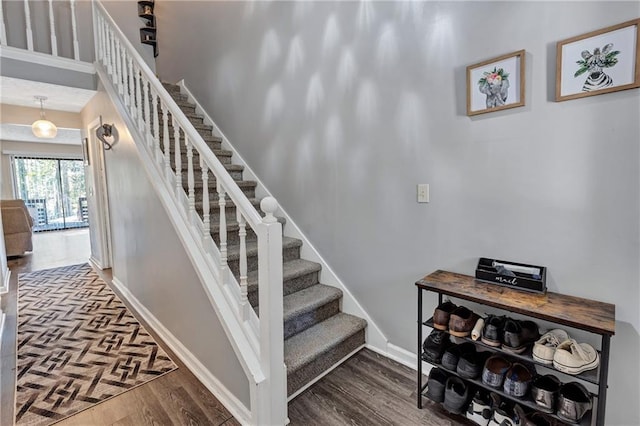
[12,157,88,232]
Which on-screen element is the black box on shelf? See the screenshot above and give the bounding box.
[475,257,547,294]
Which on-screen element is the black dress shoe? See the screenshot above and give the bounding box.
[422,330,451,363]
[481,315,505,347]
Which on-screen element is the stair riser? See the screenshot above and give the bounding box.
[283,299,341,340]
[247,269,320,306]
[193,186,255,201]
[211,226,257,245]
[180,169,243,182]
[195,202,259,218]
[165,140,223,152]
[286,329,365,396]
[229,244,301,278]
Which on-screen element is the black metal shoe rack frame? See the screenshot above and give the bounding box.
[416,270,615,426]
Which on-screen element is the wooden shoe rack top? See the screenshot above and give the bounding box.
[416,270,615,426]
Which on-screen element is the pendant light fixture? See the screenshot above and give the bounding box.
[32,95,58,138]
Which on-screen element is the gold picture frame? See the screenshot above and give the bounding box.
[466,50,526,116]
[556,18,640,102]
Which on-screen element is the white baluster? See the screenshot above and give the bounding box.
[70,0,80,60]
[174,119,183,199]
[110,30,117,84]
[23,0,33,51]
[0,0,7,45]
[122,49,129,108]
[48,0,57,56]
[160,101,169,170]
[187,139,196,217]
[237,212,248,311]
[201,162,210,239]
[217,183,228,284]
[102,15,108,67]
[143,80,152,147]
[115,39,123,95]
[95,13,103,63]
[135,66,143,130]
[155,93,163,166]
[128,57,135,116]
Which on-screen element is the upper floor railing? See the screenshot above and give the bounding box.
[92,2,286,424]
[0,0,92,65]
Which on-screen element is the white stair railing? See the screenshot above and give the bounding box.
[92,2,286,424]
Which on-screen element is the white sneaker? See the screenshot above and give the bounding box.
[553,339,599,375]
[466,391,492,426]
[532,329,570,364]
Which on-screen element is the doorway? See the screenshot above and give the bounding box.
[12,156,88,232]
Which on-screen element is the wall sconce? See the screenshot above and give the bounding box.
[96,116,117,150]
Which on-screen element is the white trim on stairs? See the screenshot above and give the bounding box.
[110,276,252,425]
[176,80,390,354]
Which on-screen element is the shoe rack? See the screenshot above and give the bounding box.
[416,270,615,426]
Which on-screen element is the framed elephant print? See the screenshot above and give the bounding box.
[467,50,526,116]
[556,18,640,102]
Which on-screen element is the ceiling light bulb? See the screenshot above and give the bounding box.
[32,119,58,138]
[32,96,58,138]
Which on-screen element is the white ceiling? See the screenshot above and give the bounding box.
[0,76,97,113]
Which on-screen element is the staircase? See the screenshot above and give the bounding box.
[160,82,367,396]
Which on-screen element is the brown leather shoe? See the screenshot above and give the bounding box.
[433,301,457,330]
[448,306,479,337]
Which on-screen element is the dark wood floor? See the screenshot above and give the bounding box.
[1,229,467,425]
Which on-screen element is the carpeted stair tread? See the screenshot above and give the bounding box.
[246,258,321,291]
[227,236,302,261]
[283,284,342,322]
[284,312,367,373]
[195,196,259,212]
[191,178,256,190]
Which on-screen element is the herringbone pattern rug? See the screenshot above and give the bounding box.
[16,263,177,425]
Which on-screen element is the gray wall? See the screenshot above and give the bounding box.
[81,88,250,409]
[101,0,156,73]
[155,2,640,424]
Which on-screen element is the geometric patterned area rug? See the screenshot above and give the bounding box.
[16,263,177,425]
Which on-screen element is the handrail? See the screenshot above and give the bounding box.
[92,2,286,424]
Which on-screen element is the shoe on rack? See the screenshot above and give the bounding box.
[449,306,479,337]
[502,319,540,354]
[442,376,469,415]
[552,338,599,375]
[422,330,452,363]
[433,300,457,330]
[503,362,534,398]
[557,381,592,424]
[458,350,490,380]
[523,412,558,426]
[481,315,506,347]
[442,342,475,371]
[531,374,561,413]
[466,390,492,426]
[424,367,450,403]
[482,355,512,388]
[488,401,525,426]
[532,329,570,365]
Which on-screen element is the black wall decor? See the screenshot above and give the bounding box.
[138,1,157,57]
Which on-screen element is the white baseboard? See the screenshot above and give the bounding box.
[89,256,105,271]
[0,268,10,295]
[366,342,433,376]
[0,311,6,352]
[110,276,252,425]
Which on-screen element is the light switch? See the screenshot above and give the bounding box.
[417,184,429,203]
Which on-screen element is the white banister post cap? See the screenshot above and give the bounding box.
[260,197,278,223]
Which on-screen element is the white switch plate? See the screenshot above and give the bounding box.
[417,184,429,203]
